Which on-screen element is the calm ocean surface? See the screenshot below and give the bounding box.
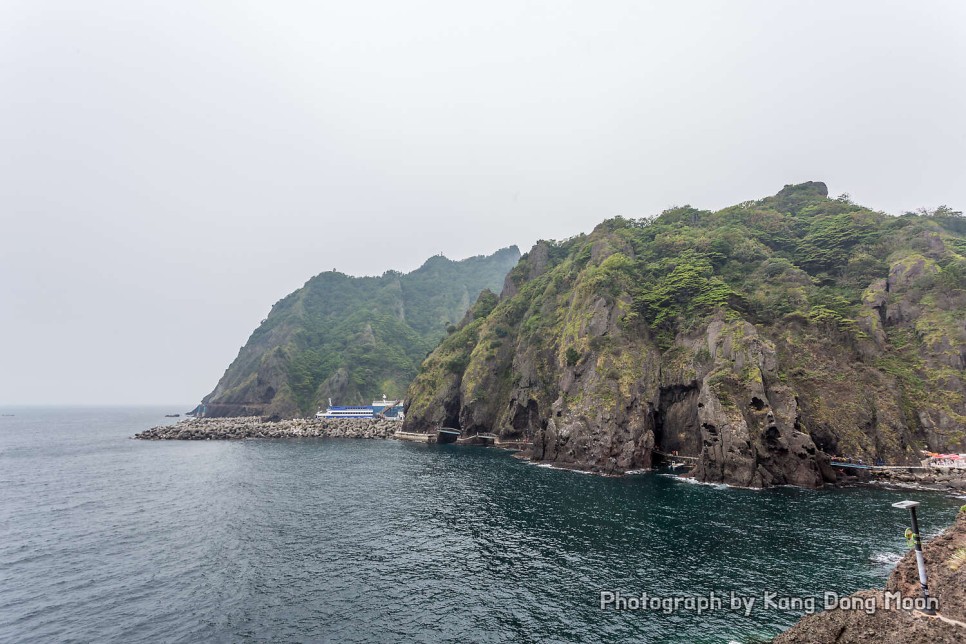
[1,407,962,643]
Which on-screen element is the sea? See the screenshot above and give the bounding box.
[1,407,962,643]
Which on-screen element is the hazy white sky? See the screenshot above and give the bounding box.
[2,0,964,405]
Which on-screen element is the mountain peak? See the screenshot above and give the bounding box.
[776,181,829,199]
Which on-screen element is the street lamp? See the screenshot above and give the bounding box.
[891,500,937,615]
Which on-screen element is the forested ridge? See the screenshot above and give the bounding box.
[405,183,966,486]
[201,246,520,418]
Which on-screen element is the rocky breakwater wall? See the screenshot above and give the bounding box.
[134,416,398,440]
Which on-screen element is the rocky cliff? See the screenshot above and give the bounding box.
[404,183,966,487]
[201,246,520,418]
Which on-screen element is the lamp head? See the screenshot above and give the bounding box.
[892,500,920,510]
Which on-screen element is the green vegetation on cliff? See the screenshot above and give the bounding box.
[406,182,966,484]
[202,246,520,418]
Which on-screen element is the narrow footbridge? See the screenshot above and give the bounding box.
[653,450,699,462]
[456,432,498,443]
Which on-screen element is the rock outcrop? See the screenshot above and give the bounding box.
[404,184,966,487]
[774,509,966,643]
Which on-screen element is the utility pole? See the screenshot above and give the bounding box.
[892,500,937,615]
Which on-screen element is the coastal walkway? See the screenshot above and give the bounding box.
[647,451,958,473]
[460,434,533,450]
[457,432,497,444]
[391,430,530,450]
[393,430,433,443]
[653,450,698,462]
[831,453,965,471]
[830,461,930,471]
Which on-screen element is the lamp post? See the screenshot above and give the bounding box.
[891,500,937,615]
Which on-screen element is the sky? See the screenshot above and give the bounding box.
[2,0,965,405]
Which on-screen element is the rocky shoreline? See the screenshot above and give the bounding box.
[133,418,966,495]
[774,508,966,643]
[134,416,399,440]
[838,467,966,496]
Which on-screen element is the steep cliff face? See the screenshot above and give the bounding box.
[404,184,966,487]
[201,246,520,418]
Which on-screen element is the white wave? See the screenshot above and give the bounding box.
[528,461,595,475]
[869,551,903,566]
[658,473,732,490]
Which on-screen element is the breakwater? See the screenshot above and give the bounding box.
[134,416,399,440]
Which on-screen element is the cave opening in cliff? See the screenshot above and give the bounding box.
[509,399,540,439]
[653,384,702,463]
[442,399,462,431]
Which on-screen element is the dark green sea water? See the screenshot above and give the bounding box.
[1,407,962,643]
